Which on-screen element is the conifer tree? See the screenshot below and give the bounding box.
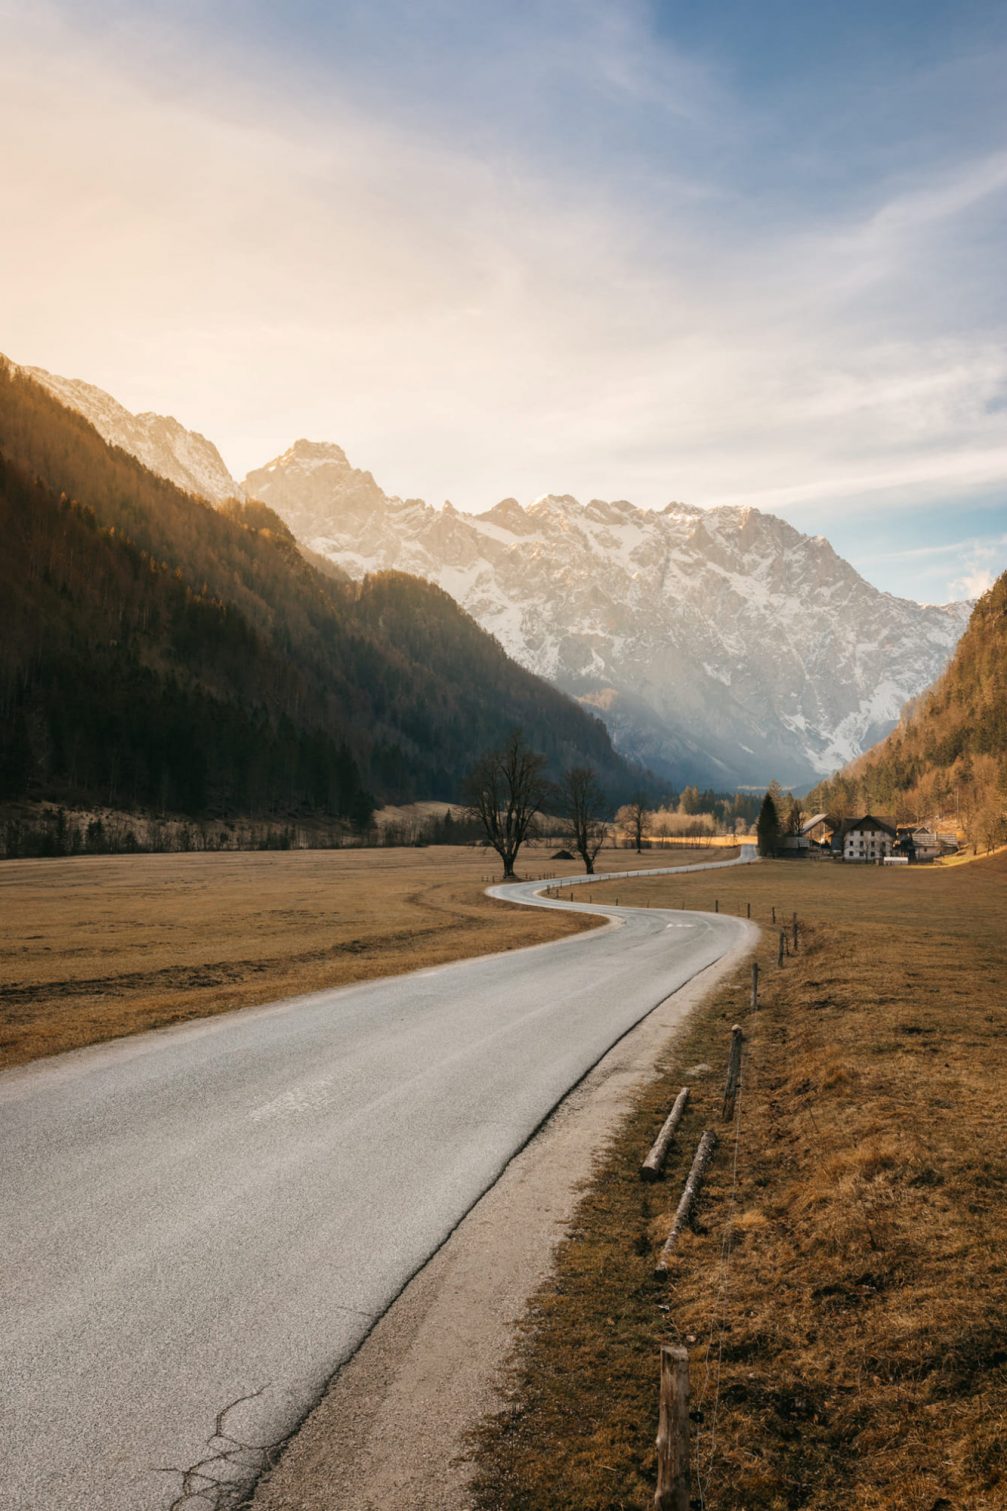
[757,790,782,857]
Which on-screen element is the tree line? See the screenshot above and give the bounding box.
[463,731,764,879]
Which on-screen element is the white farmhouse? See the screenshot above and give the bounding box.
[841,815,897,862]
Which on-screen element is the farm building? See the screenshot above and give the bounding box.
[910,827,942,860]
[800,813,830,841]
[892,826,943,862]
[778,834,811,857]
[836,815,898,863]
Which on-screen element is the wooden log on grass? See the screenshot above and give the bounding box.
[721,1024,744,1121]
[640,1087,690,1181]
[654,1344,690,1511]
[654,1131,718,1275]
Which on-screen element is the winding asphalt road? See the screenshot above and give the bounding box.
[1,849,755,1510]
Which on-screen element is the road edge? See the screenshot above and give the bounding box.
[250,923,758,1511]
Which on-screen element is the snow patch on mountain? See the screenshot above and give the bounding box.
[20,364,242,504]
[243,443,971,790]
[18,360,969,791]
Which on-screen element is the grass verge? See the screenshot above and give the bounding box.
[470,855,1007,1510]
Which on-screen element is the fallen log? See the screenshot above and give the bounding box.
[654,1130,718,1275]
[640,1088,690,1181]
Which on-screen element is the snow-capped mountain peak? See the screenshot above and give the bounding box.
[20,363,242,504]
[259,438,353,472]
[19,353,970,791]
[242,444,971,789]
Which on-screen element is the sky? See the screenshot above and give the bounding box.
[1,0,1005,603]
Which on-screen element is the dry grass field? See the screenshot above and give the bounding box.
[0,842,726,1069]
[471,853,1007,1510]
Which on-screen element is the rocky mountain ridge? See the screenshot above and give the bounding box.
[244,439,970,788]
[21,363,242,504]
[16,361,972,790]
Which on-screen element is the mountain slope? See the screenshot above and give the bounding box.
[0,363,636,819]
[20,362,971,790]
[244,441,971,789]
[23,363,243,503]
[811,571,1007,832]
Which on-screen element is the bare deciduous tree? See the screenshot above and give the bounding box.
[965,797,1007,855]
[561,764,608,874]
[615,795,651,853]
[464,730,551,880]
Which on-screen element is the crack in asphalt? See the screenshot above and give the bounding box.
[165,1302,379,1509]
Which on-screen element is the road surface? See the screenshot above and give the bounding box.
[1,850,755,1510]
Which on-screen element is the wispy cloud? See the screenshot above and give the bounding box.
[0,0,1004,601]
[952,565,997,597]
[845,528,1006,605]
[947,535,1007,599]
[870,533,1007,564]
[841,150,1007,267]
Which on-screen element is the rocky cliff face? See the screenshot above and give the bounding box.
[23,365,242,504]
[243,440,970,789]
[19,358,969,790]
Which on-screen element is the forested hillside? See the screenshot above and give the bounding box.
[0,364,636,826]
[810,571,1007,846]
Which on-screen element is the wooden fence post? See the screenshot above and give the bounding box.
[792,911,799,951]
[751,961,759,1010]
[778,929,786,966]
[746,901,751,919]
[641,1088,690,1181]
[722,1024,744,1121]
[771,905,776,925]
[714,898,719,912]
[654,1344,690,1511]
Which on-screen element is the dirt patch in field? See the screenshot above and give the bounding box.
[0,844,728,1068]
[468,855,1007,1510]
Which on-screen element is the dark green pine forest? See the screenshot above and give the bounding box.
[0,363,637,828]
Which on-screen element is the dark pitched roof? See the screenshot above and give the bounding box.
[840,813,898,838]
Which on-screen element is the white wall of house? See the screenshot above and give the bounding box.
[843,826,894,861]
